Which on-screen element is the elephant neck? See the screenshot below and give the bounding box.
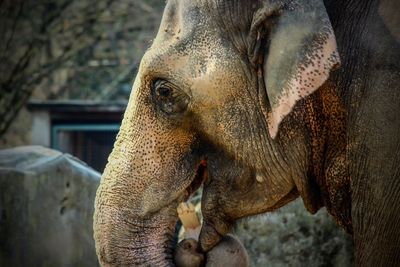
[325,0,400,104]
[303,81,352,233]
[324,0,376,30]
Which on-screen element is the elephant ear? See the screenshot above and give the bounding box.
[250,0,340,138]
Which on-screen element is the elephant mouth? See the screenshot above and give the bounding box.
[162,160,207,265]
[184,159,208,200]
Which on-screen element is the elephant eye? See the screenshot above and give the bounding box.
[157,86,171,98]
[152,79,189,116]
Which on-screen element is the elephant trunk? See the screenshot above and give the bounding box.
[93,74,201,266]
[94,196,176,266]
[93,144,179,266]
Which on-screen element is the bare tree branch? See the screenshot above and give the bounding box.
[0,0,165,138]
[0,0,116,135]
[3,1,24,54]
[95,62,138,100]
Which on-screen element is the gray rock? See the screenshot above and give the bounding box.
[0,146,100,267]
[235,199,353,267]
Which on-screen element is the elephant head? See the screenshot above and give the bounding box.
[93,0,341,265]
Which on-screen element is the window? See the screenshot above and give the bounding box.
[52,124,120,172]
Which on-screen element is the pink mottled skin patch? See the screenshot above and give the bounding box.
[268,33,340,138]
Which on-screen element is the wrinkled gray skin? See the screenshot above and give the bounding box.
[94,0,400,266]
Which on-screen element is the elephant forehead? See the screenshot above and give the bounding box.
[141,45,242,104]
[143,12,224,75]
[137,0,246,105]
[155,0,215,45]
[141,28,238,93]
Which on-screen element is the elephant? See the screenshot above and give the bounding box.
[93,0,400,266]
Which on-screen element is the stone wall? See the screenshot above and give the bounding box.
[0,146,100,266]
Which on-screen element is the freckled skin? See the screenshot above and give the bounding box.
[94,0,400,266]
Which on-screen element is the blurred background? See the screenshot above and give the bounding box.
[0,0,165,172]
[0,0,353,266]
